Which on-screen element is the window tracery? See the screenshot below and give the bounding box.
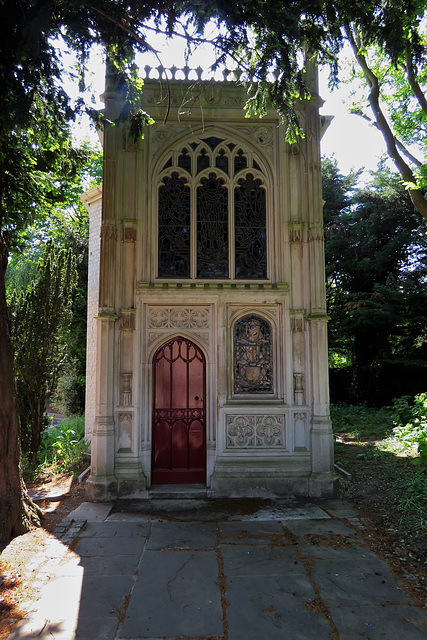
[157,133,268,280]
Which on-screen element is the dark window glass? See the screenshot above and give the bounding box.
[215,148,229,174]
[202,136,224,150]
[197,148,210,174]
[196,173,229,278]
[233,315,273,394]
[178,148,191,172]
[158,173,191,278]
[234,149,247,173]
[162,157,173,170]
[234,174,267,278]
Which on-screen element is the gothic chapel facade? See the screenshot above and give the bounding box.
[82,63,337,500]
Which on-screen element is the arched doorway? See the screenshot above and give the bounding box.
[152,337,206,484]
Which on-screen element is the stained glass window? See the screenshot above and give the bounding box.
[234,149,247,173]
[234,174,267,278]
[233,315,273,394]
[178,148,191,172]
[197,174,229,278]
[157,135,268,280]
[215,148,228,174]
[197,148,210,174]
[158,173,191,278]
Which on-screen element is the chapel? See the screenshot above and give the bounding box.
[82,62,336,500]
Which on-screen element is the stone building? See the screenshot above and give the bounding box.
[82,64,336,500]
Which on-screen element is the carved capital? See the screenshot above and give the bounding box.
[290,310,305,332]
[119,310,135,331]
[100,222,117,240]
[308,224,324,242]
[122,225,137,243]
[289,223,304,244]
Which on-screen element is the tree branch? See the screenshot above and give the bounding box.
[405,49,427,117]
[351,109,423,168]
[346,25,427,219]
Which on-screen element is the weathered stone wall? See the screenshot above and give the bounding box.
[81,186,102,440]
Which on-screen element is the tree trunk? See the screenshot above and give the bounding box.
[0,234,41,543]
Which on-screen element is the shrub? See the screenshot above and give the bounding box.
[390,394,427,471]
[37,415,89,475]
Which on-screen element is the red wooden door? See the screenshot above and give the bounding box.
[152,337,206,484]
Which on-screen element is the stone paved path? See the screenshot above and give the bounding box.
[6,499,427,639]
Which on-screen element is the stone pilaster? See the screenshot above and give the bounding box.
[86,313,118,501]
[304,93,337,497]
[87,60,121,501]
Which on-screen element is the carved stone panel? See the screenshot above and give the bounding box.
[146,306,211,347]
[252,125,274,158]
[120,372,132,407]
[294,412,308,450]
[118,412,133,451]
[148,306,210,329]
[226,414,285,449]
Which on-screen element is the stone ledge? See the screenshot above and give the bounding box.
[137,281,289,292]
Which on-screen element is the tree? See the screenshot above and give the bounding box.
[323,157,427,403]
[9,242,77,461]
[342,16,427,218]
[1,0,426,541]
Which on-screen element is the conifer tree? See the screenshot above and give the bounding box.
[9,242,77,462]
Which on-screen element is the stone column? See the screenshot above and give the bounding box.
[303,75,337,497]
[86,61,121,501]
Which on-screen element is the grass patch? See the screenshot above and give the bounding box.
[331,398,427,547]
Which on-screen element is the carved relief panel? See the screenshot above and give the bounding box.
[226,414,285,449]
[146,305,212,348]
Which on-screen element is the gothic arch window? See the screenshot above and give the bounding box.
[233,314,273,395]
[156,134,268,280]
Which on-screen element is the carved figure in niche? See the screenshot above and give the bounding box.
[233,314,273,394]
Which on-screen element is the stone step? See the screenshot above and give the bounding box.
[148,484,209,499]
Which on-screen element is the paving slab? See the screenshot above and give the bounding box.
[285,516,362,540]
[221,543,304,578]
[79,553,141,576]
[68,502,114,522]
[311,555,411,606]
[73,535,146,557]
[219,520,285,544]
[78,575,135,618]
[146,521,217,550]
[241,501,331,521]
[225,574,332,640]
[118,549,223,638]
[331,604,427,639]
[73,615,119,640]
[77,520,151,538]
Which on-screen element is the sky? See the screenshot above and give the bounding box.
[71,34,389,181]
